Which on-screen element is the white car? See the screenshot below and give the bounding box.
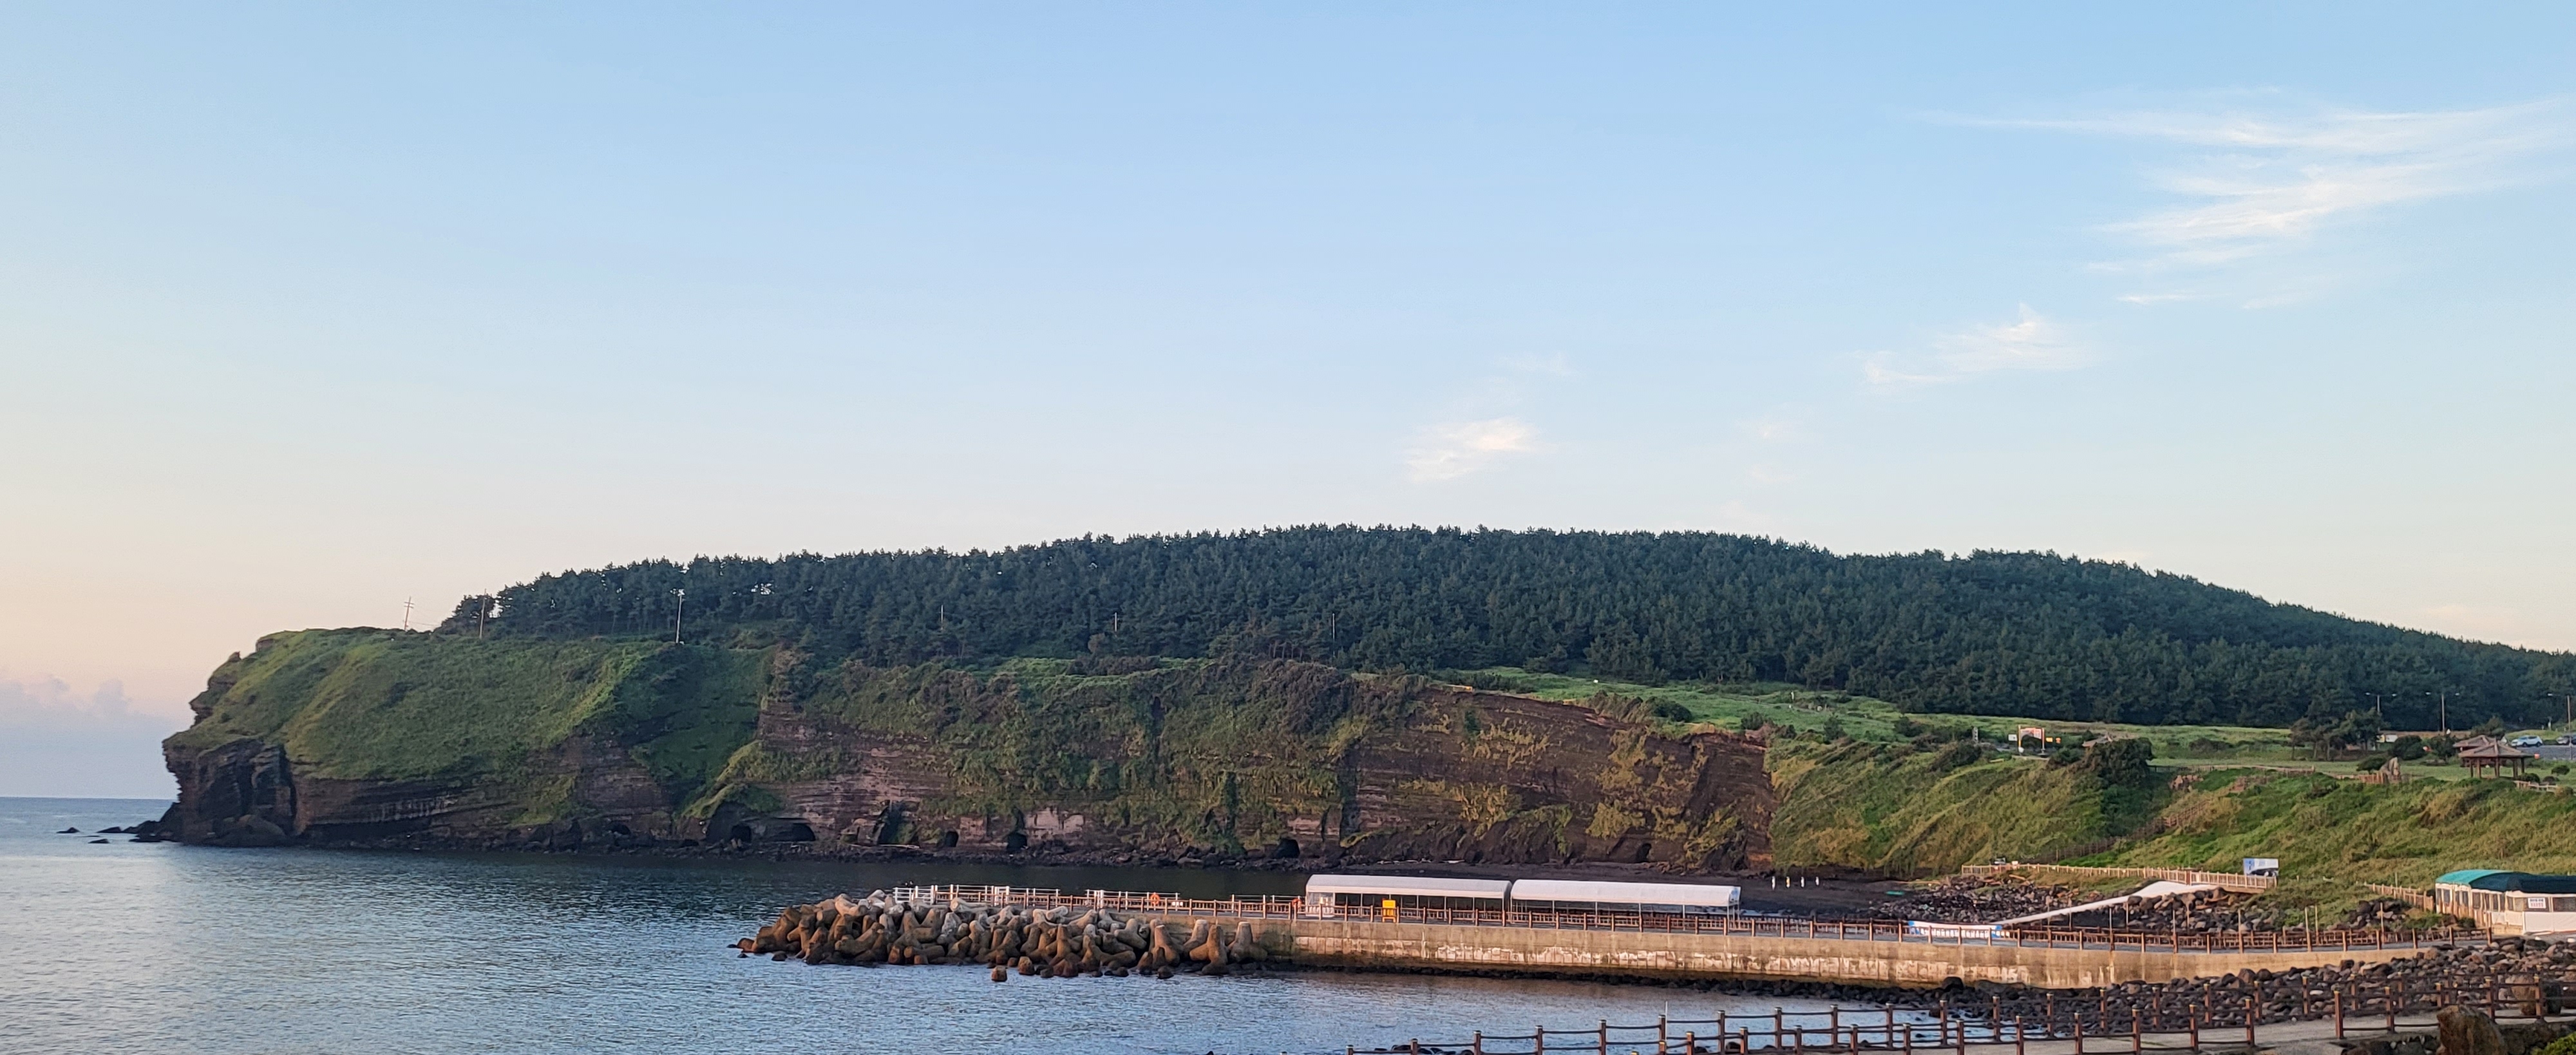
[2509,736,2544,747]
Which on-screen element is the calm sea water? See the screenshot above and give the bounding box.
[1,797,1842,1055]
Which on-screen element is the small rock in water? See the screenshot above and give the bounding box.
[88,839,109,844]
[57,828,79,834]
[990,965,1007,982]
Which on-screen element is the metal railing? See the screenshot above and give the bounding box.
[1958,865,2276,895]
[1348,971,2574,1054]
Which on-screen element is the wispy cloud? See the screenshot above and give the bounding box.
[1862,305,2085,388]
[1405,417,1539,481]
[1968,98,2567,298]
[1738,415,1800,443]
[1403,354,1567,482]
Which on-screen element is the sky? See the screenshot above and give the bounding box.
[3,3,2572,796]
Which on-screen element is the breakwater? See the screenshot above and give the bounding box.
[744,884,2481,989]
[738,888,1277,978]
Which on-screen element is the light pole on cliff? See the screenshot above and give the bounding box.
[673,587,686,645]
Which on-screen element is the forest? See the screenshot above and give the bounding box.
[443,527,2575,729]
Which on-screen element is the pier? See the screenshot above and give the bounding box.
[878,885,2478,988]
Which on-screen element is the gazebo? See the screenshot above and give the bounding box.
[2454,736,2534,779]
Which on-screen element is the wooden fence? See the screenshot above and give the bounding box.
[1348,971,2573,1054]
[2364,884,2435,911]
[1958,864,2275,895]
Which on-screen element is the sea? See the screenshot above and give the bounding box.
[1,797,1846,1055]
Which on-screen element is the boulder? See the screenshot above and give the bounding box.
[2438,1005,2505,1055]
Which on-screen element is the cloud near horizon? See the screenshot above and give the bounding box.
[1405,417,1540,481]
[1,675,187,798]
[1862,305,2087,388]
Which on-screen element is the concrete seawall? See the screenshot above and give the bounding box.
[1274,918,2427,989]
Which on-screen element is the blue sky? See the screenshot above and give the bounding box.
[3,4,2571,794]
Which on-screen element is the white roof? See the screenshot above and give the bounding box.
[1509,879,1741,907]
[1305,874,1511,898]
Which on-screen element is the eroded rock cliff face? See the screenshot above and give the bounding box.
[160,630,1774,870]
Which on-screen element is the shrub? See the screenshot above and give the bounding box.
[1932,740,1985,772]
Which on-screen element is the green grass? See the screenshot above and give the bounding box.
[2101,769,2576,892]
[1766,738,2128,875]
[173,629,763,810]
[1437,667,2529,776]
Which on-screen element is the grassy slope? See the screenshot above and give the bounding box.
[1765,739,2137,876]
[1481,668,2576,891]
[2099,770,2576,892]
[1454,667,2301,756]
[173,630,763,811]
[1459,667,2573,781]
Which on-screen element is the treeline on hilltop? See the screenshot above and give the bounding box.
[442,527,2576,729]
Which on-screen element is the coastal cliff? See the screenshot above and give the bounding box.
[158,629,1775,870]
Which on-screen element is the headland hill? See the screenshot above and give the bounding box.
[151,527,2576,909]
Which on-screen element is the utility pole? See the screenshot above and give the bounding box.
[672,588,686,644]
[401,597,415,631]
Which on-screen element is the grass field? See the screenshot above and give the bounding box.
[1445,667,2573,784]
